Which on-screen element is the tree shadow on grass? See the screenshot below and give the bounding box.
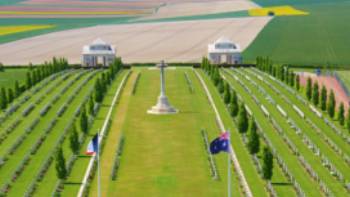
[78,155,92,158]
[64,182,82,185]
[272,182,292,186]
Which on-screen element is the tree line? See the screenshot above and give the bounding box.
[55,58,123,181]
[202,57,274,181]
[0,57,69,110]
[257,56,350,133]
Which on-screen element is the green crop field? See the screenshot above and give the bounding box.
[243,0,350,65]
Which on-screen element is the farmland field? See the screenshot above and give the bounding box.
[0,0,350,196]
[243,0,350,65]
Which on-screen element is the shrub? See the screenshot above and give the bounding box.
[22,104,35,117]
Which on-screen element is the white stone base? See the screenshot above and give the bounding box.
[147,95,178,115]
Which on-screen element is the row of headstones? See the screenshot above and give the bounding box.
[184,72,194,94]
[0,71,64,124]
[258,72,350,168]
[111,135,125,181]
[3,71,94,196]
[235,68,335,197]
[254,68,350,146]
[246,67,349,186]
[201,129,219,180]
[50,82,98,197]
[207,70,252,197]
[2,71,87,164]
[222,70,285,197]
[249,68,342,196]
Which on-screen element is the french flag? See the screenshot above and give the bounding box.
[86,134,99,155]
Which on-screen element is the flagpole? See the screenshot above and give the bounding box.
[97,130,101,197]
[227,131,231,197]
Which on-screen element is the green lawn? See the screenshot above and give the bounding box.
[244,0,350,65]
[0,68,28,88]
[222,69,319,196]
[240,69,349,178]
[60,70,129,196]
[86,68,245,196]
[33,71,101,196]
[230,68,349,196]
[252,68,350,157]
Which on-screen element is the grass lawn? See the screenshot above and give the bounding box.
[60,70,129,196]
[244,0,350,65]
[33,70,101,196]
[222,69,318,196]
[197,69,268,197]
[86,67,245,196]
[1,70,96,196]
[0,68,28,88]
[231,68,348,196]
[240,69,350,179]
[253,68,350,157]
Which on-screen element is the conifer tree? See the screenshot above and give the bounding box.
[312,82,319,106]
[7,88,14,103]
[69,125,80,155]
[295,75,300,90]
[248,118,260,155]
[80,107,88,134]
[55,148,67,180]
[238,103,249,134]
[14,80,21,97]
[223,83,231,104]
[320,85,327,111]
[230,91,239,117]
[0,62,4,72]
[262,147,273,180]
[328,90,336,118]
[94,78,103,103]
[338,102,345,125]
[26,72,32,89]
[306,77,312,100]
[217,78,224,94]
[0,87,7,110]
[347,109,350,133]
[88,95,95,116]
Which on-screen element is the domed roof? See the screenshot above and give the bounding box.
[92,38,107,45]
[215,37,233,44]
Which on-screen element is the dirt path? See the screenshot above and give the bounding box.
[88,71,137,197]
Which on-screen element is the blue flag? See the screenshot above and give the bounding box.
[86,134,98,155]
[210,132,230,154]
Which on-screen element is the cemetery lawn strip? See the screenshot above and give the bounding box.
[103,68,242,196]
[5,70,98,196]
[33,70,101,196]
[254,68,350,157]
[222,69,323,196]
[197,69,268,197]
[0,70,73,138]
[60,70,128,196]
[0,70,80,186]
[229,68,348,196]
[242,68,350,179]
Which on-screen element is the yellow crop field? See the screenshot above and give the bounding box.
[249,6,309,16]
[0,10,145,15]
[0,25,55,36]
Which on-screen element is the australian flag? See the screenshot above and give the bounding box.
[210,132,230,154]
[86,134,99,155]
